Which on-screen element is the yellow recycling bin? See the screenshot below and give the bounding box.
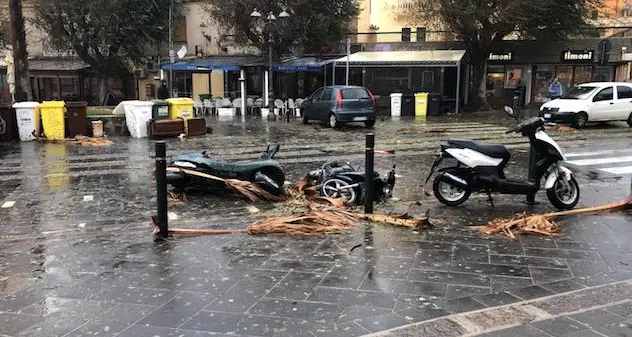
[39,101,66,140]
[414,93,429,117]
[166,98,194,120]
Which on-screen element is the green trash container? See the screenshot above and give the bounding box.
[152,100,169,120]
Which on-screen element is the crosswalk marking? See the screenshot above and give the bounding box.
[2,201,15,208]
[600,166,632,175]
[566,156,632,166]
[566,149,632,158]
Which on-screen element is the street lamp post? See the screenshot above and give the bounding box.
[250,7,289,110]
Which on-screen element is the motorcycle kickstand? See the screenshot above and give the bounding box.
[486,190,495,209]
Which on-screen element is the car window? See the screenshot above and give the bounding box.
[617,86,632,99]
[561,86,596,100]
[310,88,324,101]
[341,88,370,99]
[321,88,334,101]
[594,87,614,102]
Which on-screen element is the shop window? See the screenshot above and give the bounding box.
[617,86,632,99]
[574,66,593,85]
[172,72,192,98]
[505,67,523,87]
[533,65,555,103]
[556,66,574,92]
[486,65,504,97]
[421,70,435,91]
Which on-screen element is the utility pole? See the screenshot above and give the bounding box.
[168,0,174,97]
[9,0,32,101]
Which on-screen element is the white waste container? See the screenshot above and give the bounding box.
[390,93,403,117]
[123,101,154,138]
[13,102,40,141]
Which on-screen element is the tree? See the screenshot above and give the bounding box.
[407,0,599,111]
[33,0,183,104]
[9,0,32,101]
[204,0,360,56]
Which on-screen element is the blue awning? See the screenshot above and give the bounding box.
[273,57,329,73]
[160,62,212,71]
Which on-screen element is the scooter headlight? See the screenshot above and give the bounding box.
[173,161,197,169]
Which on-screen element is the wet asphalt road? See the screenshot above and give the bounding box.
[0,115,631,337]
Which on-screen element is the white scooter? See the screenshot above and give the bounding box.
[424,106,580,210]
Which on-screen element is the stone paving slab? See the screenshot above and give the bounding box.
[367,279,632,337]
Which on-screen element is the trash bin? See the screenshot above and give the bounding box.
[13,102,40,141]
[40,101,66,140]
[0,103,17,141]
[401,94,415,116]
[152,100,170,120]
[390,93,402,117]
[414,92,429,117]
[427,93,442,116]
[65,101,88,137]
[124,101,154,138]
[166,98,194,120]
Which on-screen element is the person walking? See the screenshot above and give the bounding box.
[548,77,563,100]
[157,80,170,100]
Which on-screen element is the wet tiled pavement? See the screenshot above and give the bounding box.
[1,116,632,336]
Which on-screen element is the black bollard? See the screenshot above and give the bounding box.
[155,141,168,238]
[365,133,375,214]
[287,109,291,123]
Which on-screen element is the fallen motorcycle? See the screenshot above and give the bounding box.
[167,144,285,195]
[306,160,396,205]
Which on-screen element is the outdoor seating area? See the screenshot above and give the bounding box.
[192,96,305,117]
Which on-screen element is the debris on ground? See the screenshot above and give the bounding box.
[166,167,285,202]
[481,195,632,239]
[545,125,576,132]
[396,127,447,134]
[75,135,113,146]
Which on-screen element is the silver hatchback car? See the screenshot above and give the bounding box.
[301,85,377,128]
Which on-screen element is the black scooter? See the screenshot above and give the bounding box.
[424,106,580,210]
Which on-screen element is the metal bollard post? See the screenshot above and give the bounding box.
[155,141,168,238]
[365,133,375,214]
[286,109,291,123]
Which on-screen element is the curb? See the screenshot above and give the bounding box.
[361,278,632,337]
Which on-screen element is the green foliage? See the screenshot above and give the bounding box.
[33,0,184,77]
[205,0,360,55]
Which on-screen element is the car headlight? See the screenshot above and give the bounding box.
[173,161,197,168]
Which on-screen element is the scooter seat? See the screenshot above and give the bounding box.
[447,139,511,161]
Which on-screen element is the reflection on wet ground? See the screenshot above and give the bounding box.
[0,116,632,337]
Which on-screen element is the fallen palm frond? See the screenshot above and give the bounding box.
[166,167,285,202]
[397,127,447,134]
[247,207,359,235]
[75,135,113,146]
[355,212,431,229]
[545,125,576,132]
[168,191,187,204]
[481,195,632,239]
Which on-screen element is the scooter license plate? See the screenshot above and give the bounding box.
[544,113,551,119]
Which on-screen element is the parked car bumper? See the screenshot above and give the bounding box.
[335,111,376,122]
[539,111,576,124]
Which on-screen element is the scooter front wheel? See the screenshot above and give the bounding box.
[433,175,471,206]
[546,176,580,210]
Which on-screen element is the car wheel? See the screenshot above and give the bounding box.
[328,113,340,128]
[627,113,632,127]
[574,112,588,128]
[365,119,376,128]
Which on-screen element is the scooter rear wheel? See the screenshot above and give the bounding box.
[433,175,471,206]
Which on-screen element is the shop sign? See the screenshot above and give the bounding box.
[561,50,594,62]
[488,52,513,62]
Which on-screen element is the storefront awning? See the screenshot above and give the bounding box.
[29,58,90,72]
[333,50,466,67]
[273,57,336,72]
[160,62,213,71]
[161,56,265,72]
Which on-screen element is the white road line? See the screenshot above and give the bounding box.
[566,149,632,158]
[600,166,632,175]
[83,195,94,202]
[1,201,15,208]
[566,156,632,166]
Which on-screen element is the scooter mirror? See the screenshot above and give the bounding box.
[503,106,518,120]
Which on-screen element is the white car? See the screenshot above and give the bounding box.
[539,82,632,128]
